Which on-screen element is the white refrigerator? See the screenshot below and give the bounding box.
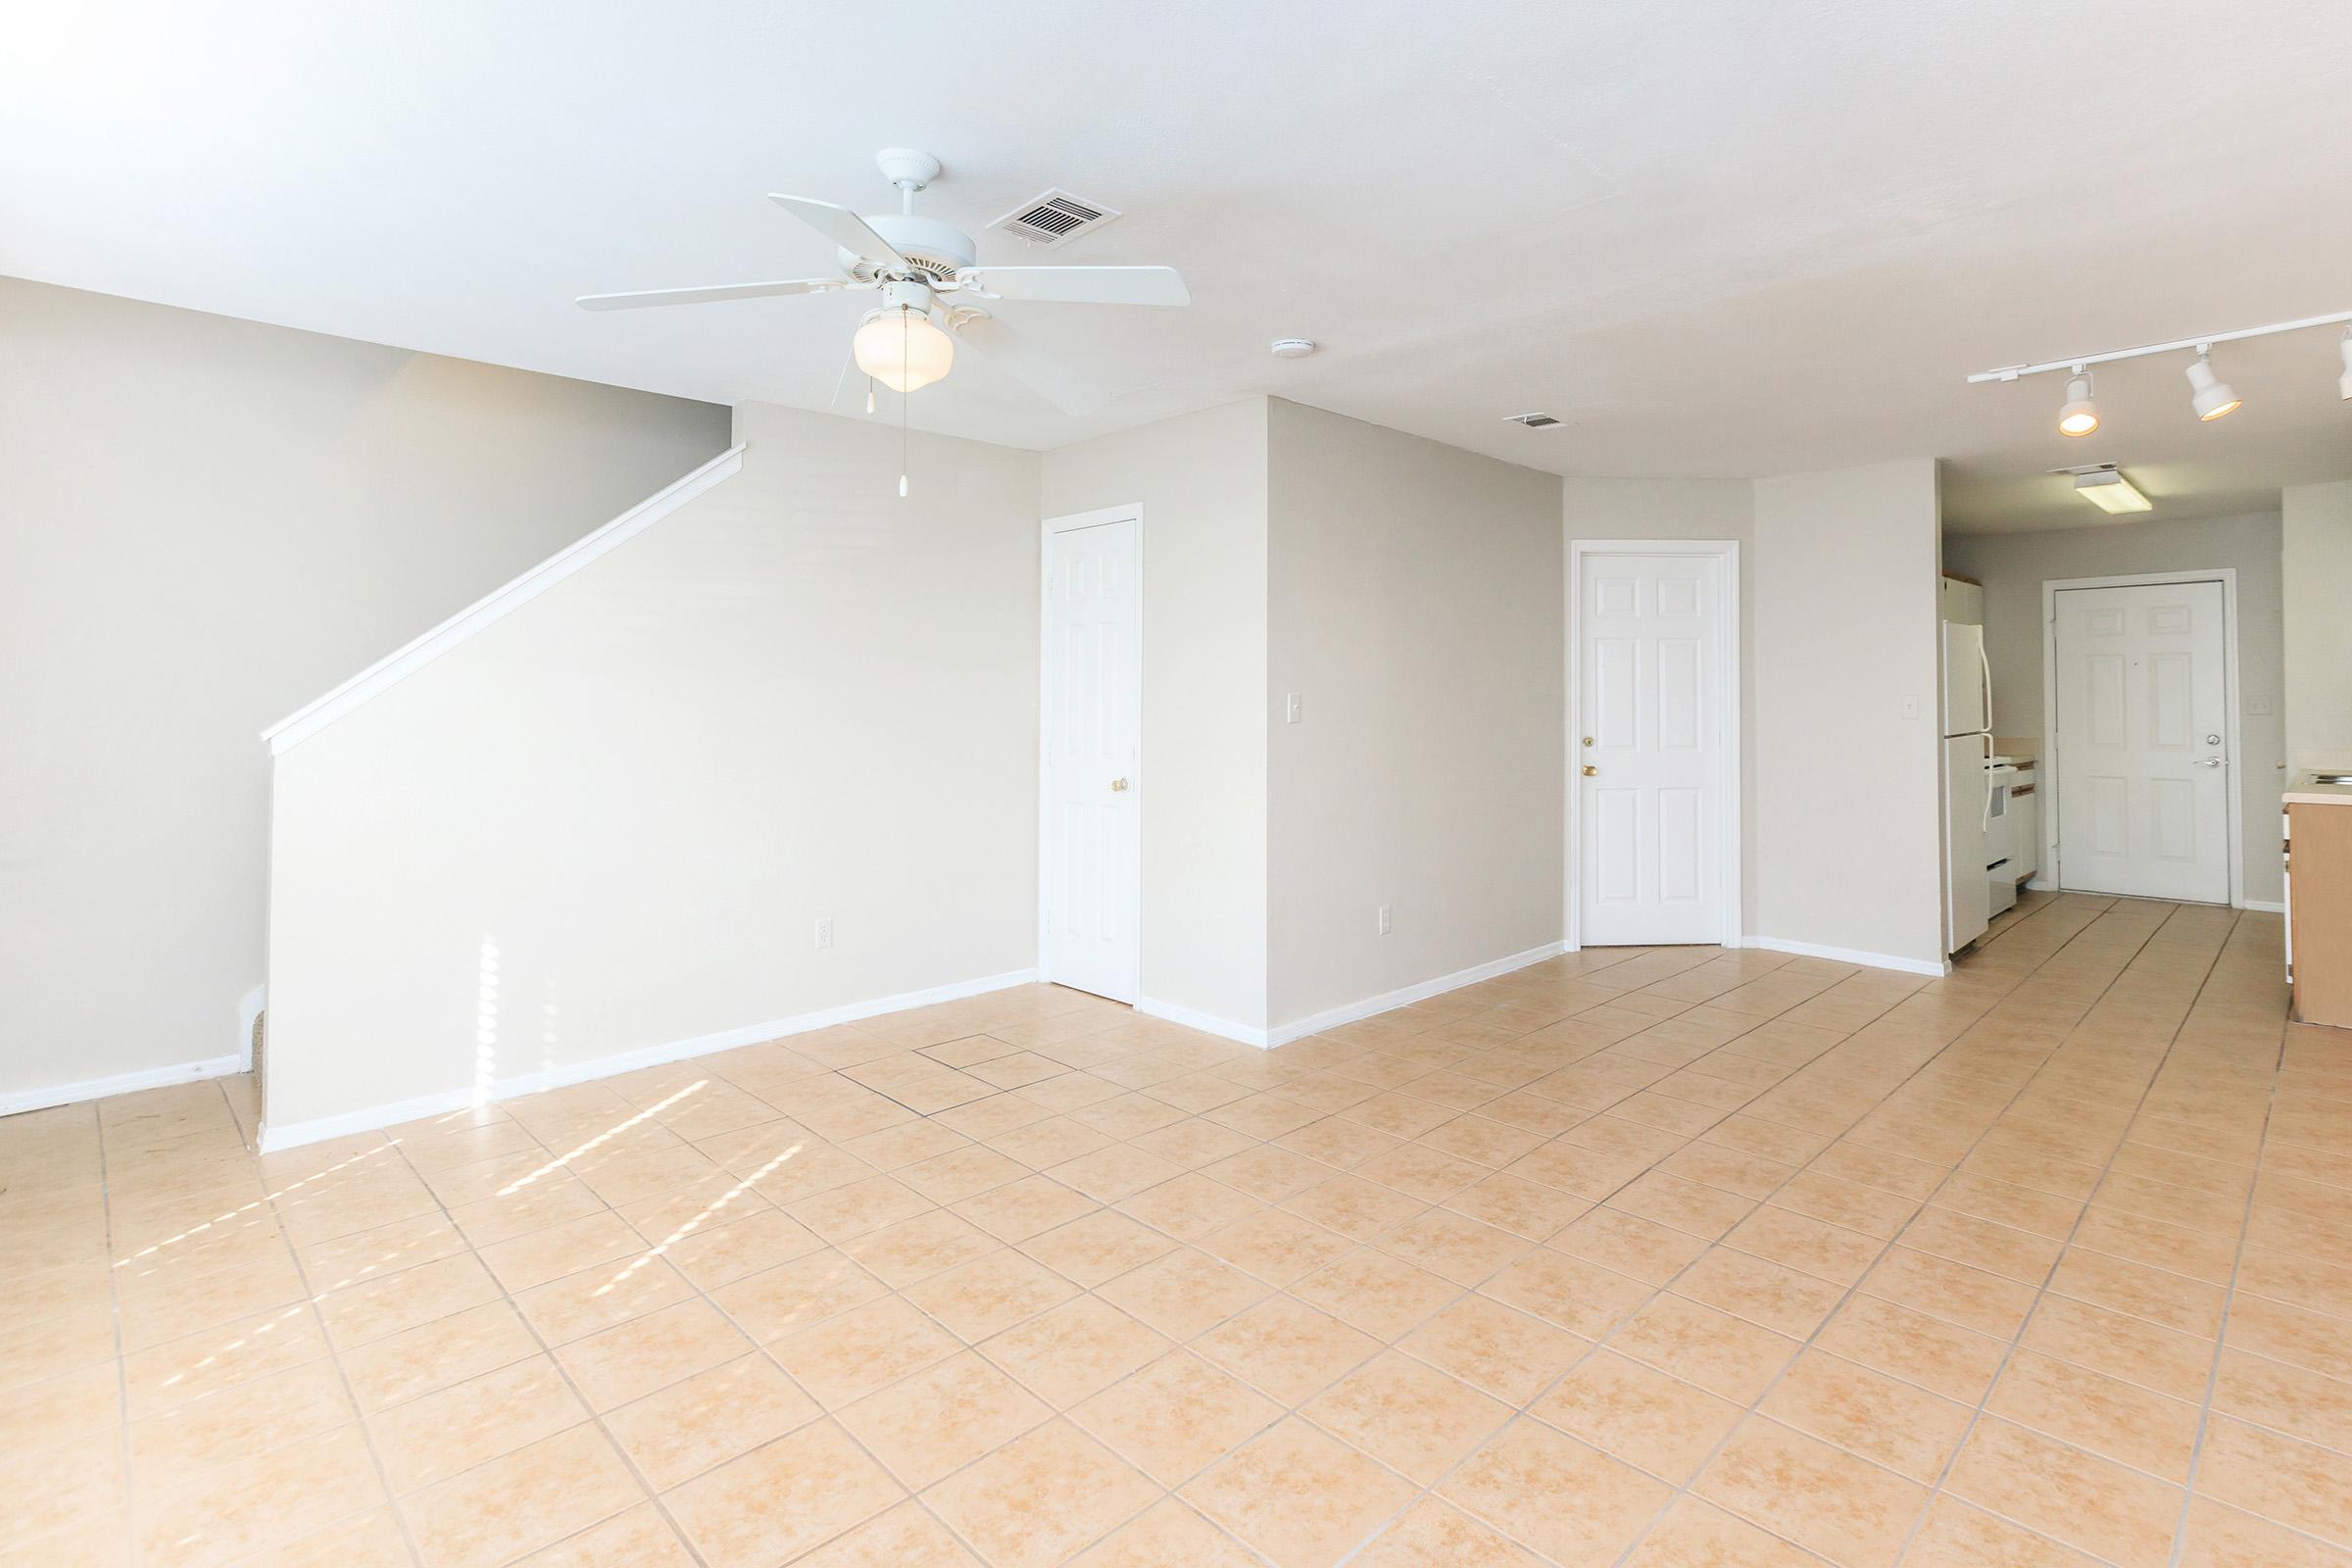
[1942,620,1992,953]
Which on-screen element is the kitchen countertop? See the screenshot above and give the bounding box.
[2285,772,2352,807]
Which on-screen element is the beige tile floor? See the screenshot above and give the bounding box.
[6,891,2351,1566]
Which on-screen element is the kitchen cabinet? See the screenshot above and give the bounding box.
[1941,574,1984,625]
[2287,781,2352,1028]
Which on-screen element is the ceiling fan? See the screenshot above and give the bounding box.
[576,149,1189,415]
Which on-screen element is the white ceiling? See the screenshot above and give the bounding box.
[8,1,2352,535]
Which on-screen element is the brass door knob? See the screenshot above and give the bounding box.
[1582,764,1598,777]
[1582,736,1594,747]
[1110,778,1129,792]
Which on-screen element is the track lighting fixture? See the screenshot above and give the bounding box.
[1969,307,2352,431]
[2184,348,2241,422]
[2057,369,2099,437]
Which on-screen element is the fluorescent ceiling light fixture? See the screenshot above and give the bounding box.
[2185,349,2241,421]
[2071,466,2152,514]
[2057,369,2098,436]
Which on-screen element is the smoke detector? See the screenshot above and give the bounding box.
[989,189,1120,249]
[1271,339,1317,359]
[1505,412,1563,428]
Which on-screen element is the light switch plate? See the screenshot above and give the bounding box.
[1286,693,1303,724]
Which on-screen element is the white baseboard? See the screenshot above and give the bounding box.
[1,1053,249,1118]
[1134,997,1270,1050]
[256,965,1039,1153]
[1264,941,1570,1049]
[1743,935,1947,978]
[2240,899,2286,914]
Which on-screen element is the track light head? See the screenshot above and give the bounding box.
[2186,349,2241,421]
[2338,330,2352,402]
[2057,369,2099,437]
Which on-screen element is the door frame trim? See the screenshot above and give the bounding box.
[1038,504,1146,1000]
[2039,567,2244,908]
[1564,538,1743,951]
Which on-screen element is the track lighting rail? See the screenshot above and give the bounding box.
[1967,308,2352,382]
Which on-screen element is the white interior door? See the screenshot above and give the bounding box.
[1041,514,1141,1002]
[1579,552,1726,945]
[2054,580,2230,903]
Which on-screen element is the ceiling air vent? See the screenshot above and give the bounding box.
[1506,412,1563,428]
[989,189,1121,249]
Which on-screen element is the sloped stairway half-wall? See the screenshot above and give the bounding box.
[260,403,1043,1150]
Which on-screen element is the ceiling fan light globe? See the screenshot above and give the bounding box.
[854,306,955,394]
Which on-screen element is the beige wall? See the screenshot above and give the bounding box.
[2284,480,2352,775]
[1267,400,1562,1029]
[1753,460,1945,968]
[1942,512,2287,904]
[1561,477,1760,936]
[265,402,1040,1134]
[0,276,728,1106]
[1041,400,1271,1033]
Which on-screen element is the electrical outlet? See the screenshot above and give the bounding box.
[1376,905,1392,936]
[1286,692,1303,724]
[813,917,833,951]
[2247,696,2277,716]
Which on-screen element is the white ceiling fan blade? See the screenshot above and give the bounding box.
[946,312,1105,416]
[767,194,909,271]
[576,278,839,312]
[954,266,1189,307]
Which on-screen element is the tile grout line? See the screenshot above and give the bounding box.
[94,1095,139,1568]
[1881,906,2235,1567]
[261,1110,433,1567]
[2165,928,2289,1568]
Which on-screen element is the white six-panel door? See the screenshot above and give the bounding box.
[1579,552,1726,945]
[1041,514,1141,1002]
[2054,580,2230,904]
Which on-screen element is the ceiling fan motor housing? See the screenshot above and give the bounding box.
[843,216,976,284]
